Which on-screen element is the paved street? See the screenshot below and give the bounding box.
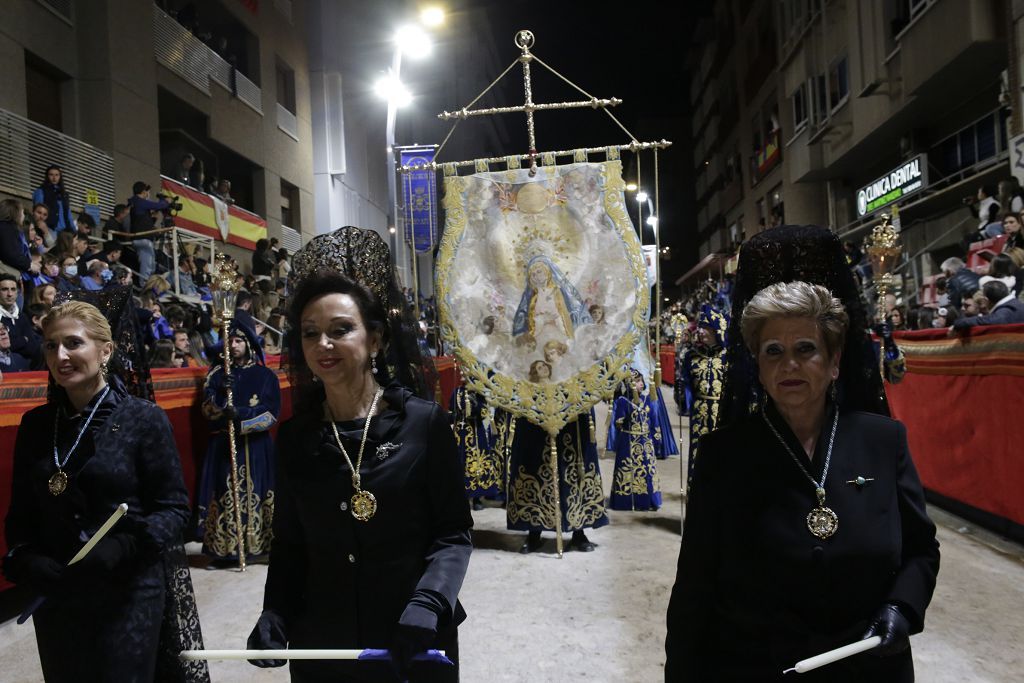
[1,396,1022,682]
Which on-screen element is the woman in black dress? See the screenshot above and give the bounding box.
[665,282,939,682]
[2,300,208,682]
[247,226,472,683]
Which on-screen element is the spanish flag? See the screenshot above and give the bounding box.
[160,176,267,250]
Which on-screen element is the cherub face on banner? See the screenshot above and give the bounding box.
[437,160,649,434]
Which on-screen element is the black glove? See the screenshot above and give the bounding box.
[247,610,288,668]
[391,595,444,681]
[390,622,436,682]
[862,603,911,656]
[222,404,238,420]
[2,547,65,595]
[63,533,137,583]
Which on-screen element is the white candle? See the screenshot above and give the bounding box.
[179,649,447,661]
[783,635,882,674]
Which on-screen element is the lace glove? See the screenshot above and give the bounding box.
[247,610,288,668]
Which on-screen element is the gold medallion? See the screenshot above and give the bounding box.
[807,505,838,539]
[351,489,377,522]
[48,469,68,496]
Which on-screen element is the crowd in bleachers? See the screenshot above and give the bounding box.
[0,164,294,375]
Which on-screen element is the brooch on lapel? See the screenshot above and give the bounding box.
[111,423,120,432]
[376,442,402,461]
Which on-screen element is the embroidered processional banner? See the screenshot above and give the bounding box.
[436,157,649,434]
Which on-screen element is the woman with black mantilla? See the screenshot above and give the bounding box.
[665,281,939,681]
[247,226,473,683]
[2,298,208,682]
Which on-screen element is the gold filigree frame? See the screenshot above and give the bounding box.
[436,160,650,435]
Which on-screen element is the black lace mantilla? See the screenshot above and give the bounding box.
[53,284,154,402]
[720,224,890,425]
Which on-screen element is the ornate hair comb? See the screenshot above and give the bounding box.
[289,226,394,306]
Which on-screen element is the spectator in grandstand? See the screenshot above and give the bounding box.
[29,203,56,249]
[0,273,39,364]
[213,178,235,205]
[889,305,907,331]
[102,204,130,237]
[952,281,1024,330]
[0,324,29,372]
[112,265,132,288]
[965,184,1002,239]
[1003,212,1024,267]
[917,307,936,329]
[142,273,172,300]
[31,165,75,234]
[931,305,957,328]
[172,328,206,367]
[941,257,981,309]
[175,255,199,297]
[74,211,96,237]
[55,254,82,293]
[80,260,112,292]
[0,199,40,283]
[127,181,174,281]
[74,232,97,272]
[252,238,274,293]
[998,178,1024,215]
[149,338,180,368]
[984,253,1023,296]
[149,301,174,340]
[97,240,123,266]
[31,282,58,310]
[274,247,291,282]
[172,152,203,190]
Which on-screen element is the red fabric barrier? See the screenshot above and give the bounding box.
[0,359,292,592]
[659,345,675,386]
[885,324,1024,529]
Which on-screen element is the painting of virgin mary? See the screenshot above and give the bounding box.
[511,255,592,342]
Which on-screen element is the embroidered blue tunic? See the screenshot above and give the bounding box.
[448,386,502,499]
[609,394,662,511]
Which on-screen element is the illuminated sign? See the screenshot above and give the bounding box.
[855,154,928,217]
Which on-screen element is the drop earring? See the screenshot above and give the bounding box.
[371,352,378,375]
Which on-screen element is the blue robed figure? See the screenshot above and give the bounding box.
[449,385,503,503]
[609,371,662,511]
[677,304,728,493]
[512,255,592,341]
[196,318,281,564]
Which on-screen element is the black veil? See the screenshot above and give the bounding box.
[720,224,889,426]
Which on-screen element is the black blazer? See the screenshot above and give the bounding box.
[665,406,939,682]
[263,384,473,680]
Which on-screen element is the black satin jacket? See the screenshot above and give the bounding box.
[665,405,940,682]
[263,383,473,680]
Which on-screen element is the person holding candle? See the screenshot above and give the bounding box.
[2,299,208,682]
[247,226,472,682]
[664,281,940,681]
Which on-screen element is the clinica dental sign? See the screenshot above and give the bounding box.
[856,154,928,217]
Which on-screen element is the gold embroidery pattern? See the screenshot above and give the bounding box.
[507,420,606,530]
[453,391,503,494]
[611,403,660,507]
[202,458,275,557]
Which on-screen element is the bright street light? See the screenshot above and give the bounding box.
[625,182,638,192]
[636,190,648,203]
[647,215,658,227]
[396,24,433,59]
[420,6,445,27]
[375,74,412,107]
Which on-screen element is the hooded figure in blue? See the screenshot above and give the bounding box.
[197,317,281,565]
[512,255,592,342]
[676,304,728,493]
[609,370,662,511]
[606,346,679,460]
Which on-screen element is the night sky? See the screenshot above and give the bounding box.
[393,0,706,296]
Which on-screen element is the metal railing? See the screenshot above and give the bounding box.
[153,5,263,115]
[0,107,115,217]
[276,104,298,140]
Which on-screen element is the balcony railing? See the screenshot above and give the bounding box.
[0,107,115,218]
[276,104,298,140]
[153,5,263,115]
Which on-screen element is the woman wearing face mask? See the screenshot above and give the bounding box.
[55,255,82,293]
